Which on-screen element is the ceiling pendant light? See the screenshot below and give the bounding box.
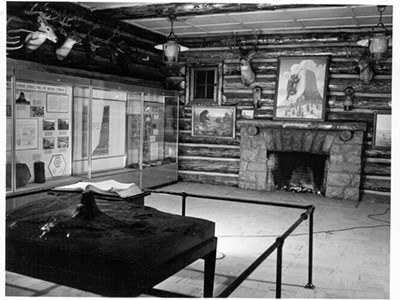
[154,14,188,64]
[369,5,389,61]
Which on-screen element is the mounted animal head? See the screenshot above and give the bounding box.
[355,49,375,85]
[23,4,58,51]
[55,14,82,60]
[24,15,58,52]
[7,4,58,53]
[228,33,259,86]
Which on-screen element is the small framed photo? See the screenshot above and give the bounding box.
[43,137,55,150]
[58,118,70,130]
[192,106,236,139]
[58,136,70,148]
[274,56,330,121]
[241,109,254,119]
[43,119,56,131]
[373,112,391,149]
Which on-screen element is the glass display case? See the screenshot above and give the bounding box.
[6,65,179,196]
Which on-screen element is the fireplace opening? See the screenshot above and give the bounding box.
[267,152,328,195]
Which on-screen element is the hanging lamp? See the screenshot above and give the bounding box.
[154,14,188,64]
[369,5,389,60]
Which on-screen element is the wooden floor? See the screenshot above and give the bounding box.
[5,182,391,298]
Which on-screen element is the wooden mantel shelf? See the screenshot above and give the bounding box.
[236,119,367,131]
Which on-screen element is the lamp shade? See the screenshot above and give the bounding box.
[164,40,180,63]
[155,41,188,64]
[370,33,388,60]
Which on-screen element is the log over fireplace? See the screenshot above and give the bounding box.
[237,120,366,201]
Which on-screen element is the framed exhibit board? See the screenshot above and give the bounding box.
[7,79,73,188]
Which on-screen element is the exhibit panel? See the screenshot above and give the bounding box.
[72,86,127,174]
[126,92,143,169]
[6,69,80,192]
[141,91,179,189]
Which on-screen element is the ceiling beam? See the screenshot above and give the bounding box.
[91,3,347,20]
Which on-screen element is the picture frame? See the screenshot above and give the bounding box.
[192,106,236,139]
[373,112,391,149]
[273,56,330,121]
[241,109,254,119]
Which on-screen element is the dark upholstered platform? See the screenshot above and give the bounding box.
[6,191,217,297]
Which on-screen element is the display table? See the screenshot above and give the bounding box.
[6,191,217,297]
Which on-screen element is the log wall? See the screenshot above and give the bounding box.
[177,29,392,202]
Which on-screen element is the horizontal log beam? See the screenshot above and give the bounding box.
[179,132,240,145]
[363,162,391,176]
[237,119,367,131]
[179,159,239,173]
[179,146,240,158]
[178,171,239,187]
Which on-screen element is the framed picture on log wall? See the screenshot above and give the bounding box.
[273,56,330,121]
[192,106,236,139]
[373,112,391,149]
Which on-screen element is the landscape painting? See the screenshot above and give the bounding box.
[373,112,391,149]
[274,56,329,121]
[192,106,236,139]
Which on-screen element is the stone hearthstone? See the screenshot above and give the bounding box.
[237,120,367,201]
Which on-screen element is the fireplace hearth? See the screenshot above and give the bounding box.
[267,152,328,195]
[237,120,366,201]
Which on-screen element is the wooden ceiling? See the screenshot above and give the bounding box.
[79,2,393,40]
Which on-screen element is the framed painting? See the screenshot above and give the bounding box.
[192,106,236,139]
[373,112,391,149]
[273,56,330,121]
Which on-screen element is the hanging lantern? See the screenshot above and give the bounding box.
[154,14,188,64]
[369,6,389,61]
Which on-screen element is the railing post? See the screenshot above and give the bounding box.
[181,192,187,216]
[276,237,284,298]
[305,206,315,290]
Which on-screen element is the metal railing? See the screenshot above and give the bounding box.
[144,189,315,298]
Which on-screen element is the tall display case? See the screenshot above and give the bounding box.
[6,65,179,197]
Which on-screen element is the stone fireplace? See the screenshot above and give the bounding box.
[237,120,366,201]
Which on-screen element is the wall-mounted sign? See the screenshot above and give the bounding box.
[47,94,69,113]
[16,119,38,150]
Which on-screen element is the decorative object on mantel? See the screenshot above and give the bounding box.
[192,106,236,139]
[340,130,353,141]
[154,14,189,65]
[228,32,258,86]
[253,86,262,108]
[247,126,258,136]
[357,5,391,61]
[241,109,254,119]
[343,86,355,111]
[273,56,329,122]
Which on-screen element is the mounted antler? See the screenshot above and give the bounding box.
[228,32,258,86]
[85,25,119,60]
[7,3,58,53]
[55,13,82,61]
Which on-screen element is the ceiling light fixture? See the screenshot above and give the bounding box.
[154,14,188,64]
[369,5,389,60]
